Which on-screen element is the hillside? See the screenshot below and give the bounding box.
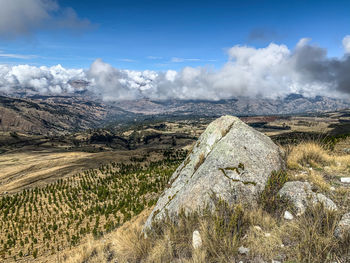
[62,117,350,263]
[0,96,135,135]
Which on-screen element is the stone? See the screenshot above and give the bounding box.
[340,177,350,184]
[284,211,294,220]
[278,181,337,215]
[254,225,262,231]
[343,148,350,154]
[334,213,350,240]
[238,246,250,255]
[143,116,285,230]
[192,230,202,249]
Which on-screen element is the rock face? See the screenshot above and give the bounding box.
[144,115,284,230]
[334,213,350,240]
[278,181,337,215]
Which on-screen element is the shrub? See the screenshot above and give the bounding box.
[259,170,290,215]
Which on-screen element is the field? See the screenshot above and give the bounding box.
[0,148,187,262]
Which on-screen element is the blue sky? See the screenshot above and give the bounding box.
[0,0,349,70]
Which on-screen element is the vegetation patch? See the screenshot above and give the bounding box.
[0,149,187,261]
[259,170,290,215]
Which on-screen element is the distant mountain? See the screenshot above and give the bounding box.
[0,93,349,134]
[112,94,350,116]
[0,95,133,134]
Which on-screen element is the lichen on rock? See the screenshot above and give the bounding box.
[144,115,285,230]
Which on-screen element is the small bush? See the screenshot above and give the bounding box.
[259,170,289,215]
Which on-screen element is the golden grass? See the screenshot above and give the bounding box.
[287,142,333,169]
[0,149,163,194]
[286,141,350,191]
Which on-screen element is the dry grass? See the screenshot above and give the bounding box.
[281,204,350,263]
[287,141,350,192]
[287,142,333,169]
[60,140,350,263]
[287,141,350,172]
[62,199,350,263]
[0,150,134,194]
[5,139,350,263]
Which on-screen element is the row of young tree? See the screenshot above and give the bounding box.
[0,149,187,261]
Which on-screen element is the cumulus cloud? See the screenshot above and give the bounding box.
[0,64,86,95]
[1,37,350,100]
[0,0,91,38]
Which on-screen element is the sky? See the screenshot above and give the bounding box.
[0,0,350,101]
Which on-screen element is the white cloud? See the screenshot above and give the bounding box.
[0,51,37,59]
[342,35,350,54]
[0,64,85,95]
[0,0,91,38]
[1,37,350,100]
[171,57,201,63]
[118,59,137,63]
[296,38,312,48]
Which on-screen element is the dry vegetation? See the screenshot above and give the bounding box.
[1,113,350,262]
[0,149,187,262]
[60,139,350,263]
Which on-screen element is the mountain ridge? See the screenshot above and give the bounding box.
[0,93,349,134]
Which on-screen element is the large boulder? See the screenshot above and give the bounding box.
[278,181,337,215]
[144,115,285,230]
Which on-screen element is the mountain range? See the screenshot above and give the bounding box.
[0,92,350,134]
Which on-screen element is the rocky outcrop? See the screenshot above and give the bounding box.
[334,213,350,240]
[278,181,337,215]
[144,115,285,230]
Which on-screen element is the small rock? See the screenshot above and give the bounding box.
[340,177,350,184]
[192,230,202,249]
[278,181,337,215]
[316,193,338,211]
[265,233,271,237]
[343,148,350,154]
[254,225,262,231]
[238,246,250,255]
[334,213,350,240]
[330,186,335,191]
[284,211,294,220]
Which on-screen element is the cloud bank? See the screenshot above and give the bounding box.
[1,37,350,101]
[0,64,86,94]
[0,0,91,39]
